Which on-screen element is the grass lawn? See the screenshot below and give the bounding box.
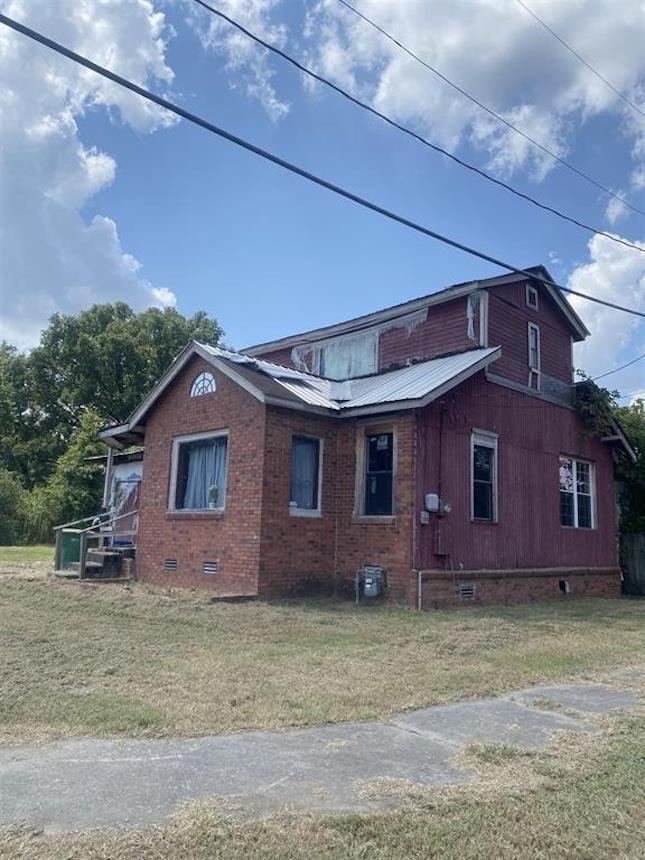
[3,711,644,858]
[0,575,643,743]
[0,545,53,566]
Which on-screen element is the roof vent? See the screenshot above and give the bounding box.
[203,561,218,575]
[457,583,475,599]
[164,558,177,572]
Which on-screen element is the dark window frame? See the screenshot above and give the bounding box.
[364,431,394,517]
[471,431,498,523]
[289,435,322,515]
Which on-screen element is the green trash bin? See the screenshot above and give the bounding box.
[60,529,81,569]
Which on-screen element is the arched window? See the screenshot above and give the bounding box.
[190,371,216,397]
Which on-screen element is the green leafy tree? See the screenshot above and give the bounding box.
[0,468,27,545]
[1,304,223,489]
[615,398,645,534]
[22,410,107,543]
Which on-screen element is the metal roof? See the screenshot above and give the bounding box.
[205,343,501,413]
[99,342,502,447]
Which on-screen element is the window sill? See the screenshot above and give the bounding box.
[353,515,396,524]
[472,518,498,525]
[560,525,596,531]
[289,508,322,518]
[166,509,225,521]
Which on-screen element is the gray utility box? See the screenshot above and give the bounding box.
[355,565,388,601]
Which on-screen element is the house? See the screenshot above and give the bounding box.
[98,267,635,608]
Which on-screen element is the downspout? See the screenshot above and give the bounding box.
[411,412,418,609]
[332,422,340,598]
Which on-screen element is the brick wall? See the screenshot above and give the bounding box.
[136,355,266,595]
[333,413,417,604]
[420,568,620,609]
[258,408,338,597]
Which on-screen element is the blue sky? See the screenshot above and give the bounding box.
[2,0,644,396]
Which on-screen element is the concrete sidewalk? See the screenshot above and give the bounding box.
[0,683,636,832]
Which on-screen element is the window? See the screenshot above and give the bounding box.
[170,432,228,511]
[559,457,594,528]
[526,284,539,310]
[472,431,498,521]
[364,432,394,516]
[313,331,378,380]
[290,436,322,515]
[190,372,216,397]
[528,323,540,372]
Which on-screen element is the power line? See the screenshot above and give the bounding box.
[514,0,645,121]
[191,0,645,257]
[335,0,645,218]
[2,12,645,323]
[594,351,645,382]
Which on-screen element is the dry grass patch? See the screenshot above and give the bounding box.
[2,712,644,859]
[0,576,644,743]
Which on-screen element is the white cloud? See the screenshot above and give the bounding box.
[298,0,645,181]
[0,0,177,349]
[569,234,645,396]
[605,193,628,226]
[184,0,289,120]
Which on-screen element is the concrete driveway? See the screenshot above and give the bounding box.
[0,682,636,832]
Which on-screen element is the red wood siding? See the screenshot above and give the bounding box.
[487,281,573,385]
[378,299,472,370]
[253,298,475,374]
[415,372,618,572]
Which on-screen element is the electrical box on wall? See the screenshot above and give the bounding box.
[424,493,440,512]
[419,510,430,525]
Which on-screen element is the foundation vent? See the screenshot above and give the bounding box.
[203,561,218,575]
[164,558,178,572]
[457,583,476,600]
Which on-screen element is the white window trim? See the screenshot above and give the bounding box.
[471,429,498,523]
[528,322,541,372]
[289,435,324,518]
[190,371,216,398]
[168,429,229,513]
[526,284,539,310]
[560,456,596,529]
[354,424,397,519]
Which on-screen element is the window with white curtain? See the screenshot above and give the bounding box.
[290,436,322,515]
[170,432,228,511]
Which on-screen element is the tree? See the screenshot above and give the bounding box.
[0,304,223,489]
[615,398,645,534]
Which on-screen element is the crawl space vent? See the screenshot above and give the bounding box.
[457,583,476,599]
[164,558,178,572]
[203,561,218,575]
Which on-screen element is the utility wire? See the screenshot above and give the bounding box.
[335,0,645,218]
[192,0,645,257]
[593,350,645,382]
[515,0,645,120]
[3,12,645,322]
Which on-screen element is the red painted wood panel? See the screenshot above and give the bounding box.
[487,282,573,385]
[415,372,617,571]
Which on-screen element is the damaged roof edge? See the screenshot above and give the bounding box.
[242,266,588,356]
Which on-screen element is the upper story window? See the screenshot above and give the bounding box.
[169,431,228,511]
[472,431,498,522]
[364,432,394,516]
[527,322,541,390]
[313,330,378,380]
[559,457,594,528]
[190,371,216,397]
[290,436,322,516]
[526,284,539,310]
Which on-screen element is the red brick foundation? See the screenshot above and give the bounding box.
[418,567,621,609]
